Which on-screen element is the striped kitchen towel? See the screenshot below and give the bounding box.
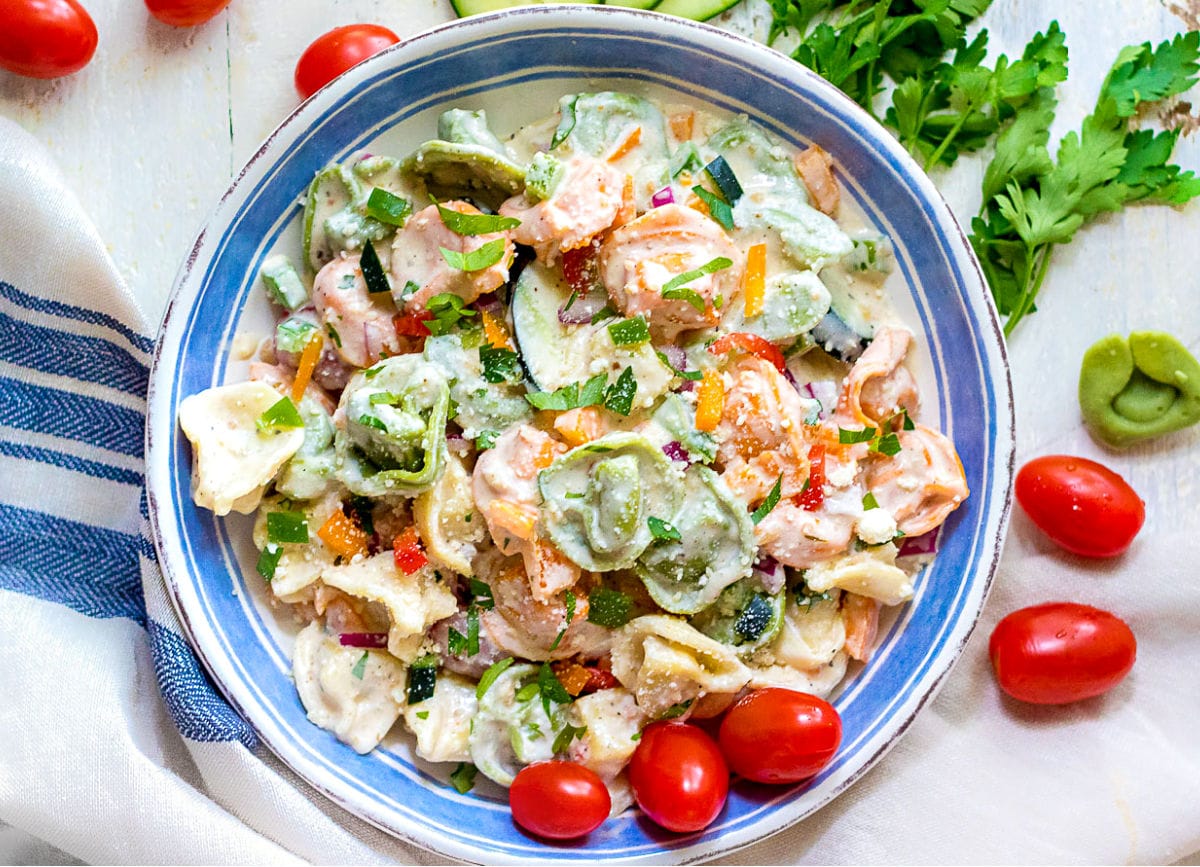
[0,117,435,866]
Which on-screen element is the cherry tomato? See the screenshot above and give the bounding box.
[718,688,842,784]
[628,721,728,833]
[0,0,98,79]
[1015,455,1145,557]
[989,602,1136,704]
[509,761,610,840]
[294,24,400,101]
[144,0,230,27]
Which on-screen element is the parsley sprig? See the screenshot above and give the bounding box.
[971,31,1200,335]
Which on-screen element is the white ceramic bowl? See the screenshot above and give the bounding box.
[146,6,1015,863]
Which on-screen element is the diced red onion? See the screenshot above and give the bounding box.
[662,441,691,464]
[659,344,687,371]
[754,556,785,594]
[339,632,388,648]
[558,292,609,324]
[446,431,468,447]
[797,379,839,419]
[898,527,941,557]
[651,185,675,208]
[472,294,504,316]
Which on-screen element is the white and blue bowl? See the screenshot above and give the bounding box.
[146,6,1015,863]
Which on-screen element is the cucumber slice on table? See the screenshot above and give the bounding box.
[651,0,740,20]
[604,0,662,9]
[450,0,601,16]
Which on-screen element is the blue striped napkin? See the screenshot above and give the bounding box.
[0,117,430,865]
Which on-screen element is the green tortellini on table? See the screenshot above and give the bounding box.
[538,432,683,572]
[335,354,451,496]
[1079,331,1200,448]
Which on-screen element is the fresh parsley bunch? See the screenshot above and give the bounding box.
[971,31,1200,335]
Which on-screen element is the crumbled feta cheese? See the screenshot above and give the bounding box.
[857,506,898,545]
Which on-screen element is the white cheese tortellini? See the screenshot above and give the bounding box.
[179,381,304,516]
[745,591,850,697]
[403,671,477,764]
[802,543,914,606]
[317,552,457,662]
[292,622,407,754]
[566,687,645,782]
[413,449,485,577]
[470,663,568,787]
[610,615,752,718]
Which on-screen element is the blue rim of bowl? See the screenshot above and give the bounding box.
[146,6,1015,863]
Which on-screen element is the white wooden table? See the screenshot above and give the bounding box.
[3,0,1198,862]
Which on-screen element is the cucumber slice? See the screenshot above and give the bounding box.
[450,0,601,17]
[690,577,785,654]
[302,165,358,272]
[604,0,662,9]
[510,262,673,407]
[651,0,740,20]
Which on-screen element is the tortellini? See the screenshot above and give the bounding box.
[610,615,751,719]
[335,354,451,497]
[413,449,486,578]
[635,467,755,614]
[538,433,683,572]
[401,109,526,210]
[275,396,338,501]
[292,622,407,754]
[470,663,569,787]
[566,688,645,782]
[422,333,532,439]
[178,381,305,516]
[802,544,914,606]
[403,671,477,764]
[317,552,458,662]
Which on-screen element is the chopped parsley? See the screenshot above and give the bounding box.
[475,657,514,700]
[479,343,523,384]
[475,429,499,450]
[655,350,704,381]
[549,590,577,653]
[436,203,521,236]
[647,516,681,543]
[590,303,618,324]
[693,186,735,231]
[449,762,477,794]
[416,710,430,720]
[751,474,783,525]
[862,491,880,510]
[525,373,608,412]
[552,723,588,756]
[424,293,477,336]
[871,432,903,457]
[537,663,573,717]
[350,651,368,680]
[325,322,342,348]
[659,699,693,719]
[469,579,495,610]
[515,682,540,702]
[550,95,578,149]
[603,366,637,416]
[439,238,508,272]
[357,414,387,432]
[839,426,877,444]
[661,256,732,306]
[256,544,282,581]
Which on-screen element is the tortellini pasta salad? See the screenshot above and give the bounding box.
[179,91,969,822]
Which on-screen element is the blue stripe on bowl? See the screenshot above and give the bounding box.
[151,10,1011,863]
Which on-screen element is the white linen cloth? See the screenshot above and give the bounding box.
[1,114,1198,866]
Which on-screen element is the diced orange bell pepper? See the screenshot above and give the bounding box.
[318,507,370,560]
[554,406,604,447]
[695,369,725,432]
[290,333,323,403]
[743,243,767,318]
[607,125,642,162]
[481,310,512,350]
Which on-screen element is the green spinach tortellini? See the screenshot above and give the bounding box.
[635,466,756,615]
[335,354,451,496]
[538,432,683,571]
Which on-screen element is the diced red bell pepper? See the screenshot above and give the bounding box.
[393,525,428,575]
[708,331,786,373]
[796,444,826,511]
